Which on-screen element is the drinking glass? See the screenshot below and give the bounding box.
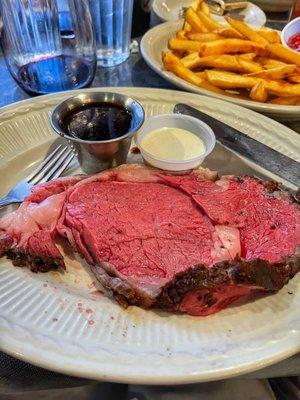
[0,0,97,95]
[88,0,134,67]
[291,0,300,18]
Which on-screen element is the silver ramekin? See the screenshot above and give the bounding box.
[50,92,145,174]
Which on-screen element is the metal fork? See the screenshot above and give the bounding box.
[0,145,74,208]
[178,1,247,17]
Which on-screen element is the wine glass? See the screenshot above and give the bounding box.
[0,0,97,95]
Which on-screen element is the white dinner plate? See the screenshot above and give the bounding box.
[140,21,300,121]
[0,87,299,384]
[152,0,266,28]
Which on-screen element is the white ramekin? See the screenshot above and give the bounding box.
[281,17,300,53]
[135,113,216,171]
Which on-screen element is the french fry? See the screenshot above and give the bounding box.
[191,0,202,10]
[205,70,259,88]
[239,53,257,61]
[182,54,241,71]
[237,58,262,73]
[268,96,300,105]
[258,29,281,44]
[185,8,209,33]
[163,52,225,94]
[266,44,300,67]
[163,52,202,87]
[247,65,296,80]
[250,80,268,102]
[172,50,185,59]
[206,69,300,96]
[168,38,201,52]
[201,55,243,71]
[199,39,265,56]
[264,79,300,97]
[176,29,187,40]
[225,17,268,45]
[186,32,222,41]
[225,88,252,99]
[197,10,223,31]
[288,74,300,83]
[181,53,262,73]
[200,1,210,15]
[195,71,207,78]
[180,52,201,69]
[183,21,192,32]
[259,58,289,69]
[216,27,244,39]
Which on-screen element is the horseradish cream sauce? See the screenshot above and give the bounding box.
[140,127,205,160]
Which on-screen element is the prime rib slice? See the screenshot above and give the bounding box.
[0,175,84,272]
[0,164,299,316]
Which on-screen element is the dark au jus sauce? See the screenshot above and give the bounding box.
[63,102,132,141]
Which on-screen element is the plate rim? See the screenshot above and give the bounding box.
[152,0,266,28]
[0,87,299,384]
[140,21,300,119]
[1,86,299,165]
[1,320,299,384]
[0,86,298,131]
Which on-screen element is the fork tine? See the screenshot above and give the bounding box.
[34,148,73,184]
[48,152,75,181]
[25,145,63,182]
[29,146,70,185]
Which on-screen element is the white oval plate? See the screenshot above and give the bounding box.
[140,21,300,121]
[152,0,266,28]
[0,87,299,384]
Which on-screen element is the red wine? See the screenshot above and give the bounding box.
[63,103,133,141]
[17,54,95,95]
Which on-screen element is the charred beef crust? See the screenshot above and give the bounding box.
[5,249,65,273]
[0,232,65,273]
[0,235,13,257]
[90,252,300,310]
[90,264,147,307]
[263,180,280,193]
[154,254,300,310]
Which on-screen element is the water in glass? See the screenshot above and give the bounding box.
[88,0,134,67]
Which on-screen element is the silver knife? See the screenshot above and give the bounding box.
[174,103,300,187]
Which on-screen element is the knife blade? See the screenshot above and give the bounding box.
[174,103,300,187]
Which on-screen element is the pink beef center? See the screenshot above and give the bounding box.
[66,181,216,279]
[160,174,300,264]
[194,180,300,263]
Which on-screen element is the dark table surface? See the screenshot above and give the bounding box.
[0,10,299,399]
